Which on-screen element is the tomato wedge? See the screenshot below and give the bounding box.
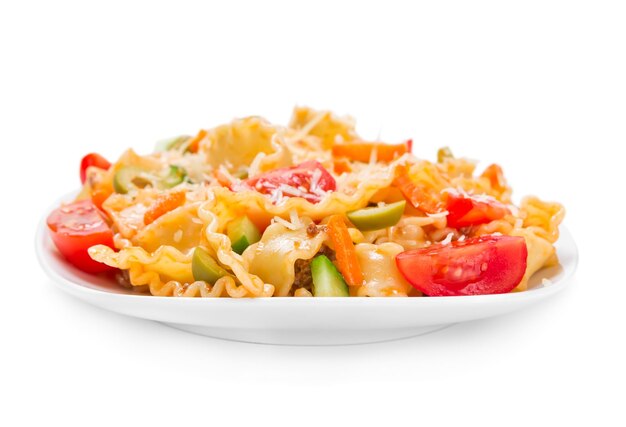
[80,153,111,184]
[47,200,115,273]
[395,235,527,296]
[445,191,510,228]
[243,160,336,203]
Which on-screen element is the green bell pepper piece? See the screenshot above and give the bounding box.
[311,255,350,297]
[192,247,229,285]
[227,216,261,255]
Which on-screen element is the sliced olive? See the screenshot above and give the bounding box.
[192,246,229,284]
[437,146,454,163]
[227,216,261,254]
[346,200,406,231]
[161,165,187,188]
[113,166,152,194]
[154,135,191,152]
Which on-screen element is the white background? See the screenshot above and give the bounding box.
[1,1,624,426]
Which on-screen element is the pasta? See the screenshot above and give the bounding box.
[47,106,565,298]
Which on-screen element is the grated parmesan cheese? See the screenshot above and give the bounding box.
[279,183,308,197]
[369,146,378,165]
[442,187,499,205]
[441,232,454,245]
[541,278,553,286]
[289,210,303,228]
[272,216,301,231]
[427,210,449,219]
[218,165,238,184]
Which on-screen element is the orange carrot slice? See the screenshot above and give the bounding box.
[144,192,186,225]
[333,159,352,175]
[91,184,113,211]
[393,164,442,214]
[187,129,208,153]
[326,215,364,287]
[481,164,507,193]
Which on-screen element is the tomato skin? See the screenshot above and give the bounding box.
[243,160,336,203]
[395,235,528,296]
[47,200,115,273]
[446,192,510,228]
[80,153,111,184]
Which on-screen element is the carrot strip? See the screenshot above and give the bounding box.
[91,184,113,210]
[481,164,507,193]
[393,164,442,214]
[326,215,364,287]
[333,159,352,175]
[332,140,411,163]
[187,129,208,153]
[144,192,186,225]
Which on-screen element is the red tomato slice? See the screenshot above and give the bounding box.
[243,160,336,203]
[446,191,510,228]
[47,200,115,273]
[80,153,112,184]
[396,235,527,296]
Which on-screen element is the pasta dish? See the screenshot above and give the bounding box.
[46,107,565,298]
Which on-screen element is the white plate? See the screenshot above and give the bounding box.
[36,195,578,346]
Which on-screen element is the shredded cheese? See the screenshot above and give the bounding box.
[441,232,454,245]
[427,210,449,219]
[289,209,303,229]
[272,216,301,231]
[369,145,378,165]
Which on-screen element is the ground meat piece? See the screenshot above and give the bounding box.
[293,258,313,292]
[306,223,327,237]
[306,223,318,237]
[291,245,337,293]
[318,244,336,262]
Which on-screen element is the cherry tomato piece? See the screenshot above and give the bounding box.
[395,235,527,296]
[47,200,115,273]
[80,153,111,184]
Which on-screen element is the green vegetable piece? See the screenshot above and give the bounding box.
[113,166,152,194]
[232,168,249,180]
[161,165,187,188]
[437,146,454,163]
[346,200,406,231]
[311,255,350,297]
[154,135,190,152]
[227,216,261,254]
[192,246,229,284]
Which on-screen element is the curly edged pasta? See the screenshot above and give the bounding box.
[46,106,566,298]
